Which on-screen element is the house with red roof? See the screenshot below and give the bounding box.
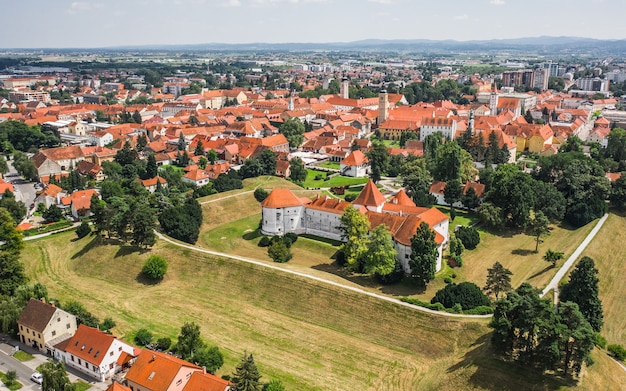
[54,324,136,382]
[182,169,210,187]
[60,189,99,219]
[261,180,449,273]
[340,150,369,177]
[17,298,77,355]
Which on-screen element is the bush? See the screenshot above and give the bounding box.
[99,317,116,332]
[5,370,16,386]
[608,344,626,361]
[344,194,357,202]
[444,277,452,284]
[156,337,172,351]
[267,240,292,263]
[135,328,153,346]
[258,236,271,247]
[282,236,293,248]
[284,232,298,244]
[335,249,346,266]
[431,282,490,310]
[75,221,91,239]
[314,174,323,180]
[595,333,607,349]
[142,255,168,280]
[464,306,494,315]
[254,188,269,202]
[456,226,480,250]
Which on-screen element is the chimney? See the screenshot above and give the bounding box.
[50,301,55,307]
[40,297,46,303]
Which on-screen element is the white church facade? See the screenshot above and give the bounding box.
[260,181,450,273]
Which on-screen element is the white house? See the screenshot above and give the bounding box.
[182,169,210,187]
[261,181,449,273]
[340,150,369,178]
[89,131,114,147]
[55,324,136,382]
[17,298,77,356]
[420,117,457,141]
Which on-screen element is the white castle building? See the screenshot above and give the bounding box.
[260,180,450,273]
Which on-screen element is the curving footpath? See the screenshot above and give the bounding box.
[154,231,492,319]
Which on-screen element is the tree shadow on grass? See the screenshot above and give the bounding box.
[135,273,162,286]
[243,230,261,241]
[71,236,101,259]
[528,265,554,280]
[511,248,536,256]
[447,334,576,390]
[115,244,145,258]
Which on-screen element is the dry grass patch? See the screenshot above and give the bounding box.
[577,212,626,346]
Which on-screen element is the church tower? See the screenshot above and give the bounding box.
[378,90,389,126]
[489,82,498,116]
[340,77,349,99]
[288,90,294,111]
[468,109,474,134]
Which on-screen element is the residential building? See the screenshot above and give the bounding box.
[17,298,77,355]
[340,150,369,177]
[419,117,457,141]
[125,350,203,391]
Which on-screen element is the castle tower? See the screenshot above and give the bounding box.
[340,77,349,99]
[468,109,475,135]
[378,89,389,126]
[288,90,294,111]
[352,180,386,213]
[489,82,498,116]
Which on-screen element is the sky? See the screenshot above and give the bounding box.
[2,0,625,48]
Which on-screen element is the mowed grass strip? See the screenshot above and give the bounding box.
[21,232,488,391]
[302,169,369,189]
[577,212,626,346]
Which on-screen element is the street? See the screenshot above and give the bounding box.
[4,158,37,220]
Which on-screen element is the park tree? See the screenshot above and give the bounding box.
[279,118,305,148]
[63,300,99,328]
[258,149,277,176]
[193,346,224,374]
[533,181,566,222]
[240,158,264,179]
[363,224,397,276]
[177,322,204,361]
[605,127,626,162]
[288,157,307,183]
[42,204,64,223]
[483,262,512,299]
[448,235,464,266]
[477,202,503,229]
[366,142,390,183]
[0,155,7,177]
[264,380,286,391]
[40,360,75,391]
[145,153,158,179]
[409,222,438,286]
[461,186,480,210]
[13,151,37,181]
[0,191,26,224]
[527,211,550,252]
[559,256,603,332]
[557,301,596,376]
[134,328,153,346]
[485,164,536,228]
[401,157,435,207]
[543,249,564,268]
[267,240,291,263]
[431,282,490,310]
[455,226,480,250]
[232,353,262,391]
[610,174,626,210]
[338,205,370,272]
[443,179,463,209]
[130,202,157,248]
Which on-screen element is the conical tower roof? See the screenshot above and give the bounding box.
[352,180,385,208]
[389,189,416,207]
[261,188,303,208]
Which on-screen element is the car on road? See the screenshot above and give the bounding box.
[31,371,43,385]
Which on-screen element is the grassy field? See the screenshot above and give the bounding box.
[316,161,340,170]
[21,231,626,390]
[302,169,369,189]
[459,220,597,295]
[576,212,626,347]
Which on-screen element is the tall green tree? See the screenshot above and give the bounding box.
[363,224,397,276]
[409,222,438,286]
[194,141,205,156]
[485,164,536,228]
[483,262,512,299]
[0,191,26,224]
[232,353,262,391]
[177,132,187,151]
[177,322,204,361]
[558,301,596,376]
[145,153,158,179]
[130,201,156,248]
[366,142,390,183]
[559,256,603,332]
[279,118,305,148]
[259,149,277,176]
[443,179,463,208]
[609,174,626,210]
[0,207,23,255]
[192,346,224,375]
[288,157,306,183]
[338,205,370,272]
[401,157,435,207]
[40,360,75,391]
[527,211,550,252]
[543,249,564,268]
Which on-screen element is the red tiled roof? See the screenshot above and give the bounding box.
[340,150,368,166]
[183,372,230,391]
[352,180,385,207]
[64,325,116,366]
[261,188,305,208]
[389,189,415,207]
[125,350,201,391]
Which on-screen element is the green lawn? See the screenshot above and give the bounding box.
[0,372,22,391]
[435,206,479,233]
[74,380,91,391]
[316,161,340,170]
[302,169,369,189]
[12,350,33,362]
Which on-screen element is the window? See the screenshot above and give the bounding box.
[109,363,114,370]
[119,346,122,351]
[405,254,409,259]
[57,318,61,322]
[71,355,74,362]
[51,330,56,337]
[32,331,35,336]
[20,325,23,331]
[85,362,88,369]
[78,359,82,365]
[176,379,182,386]
[110,351,114,356]
[67,323,71,329]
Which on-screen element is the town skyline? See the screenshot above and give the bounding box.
[3,0,626,49]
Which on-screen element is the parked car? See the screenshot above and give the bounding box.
[31,371,43,385]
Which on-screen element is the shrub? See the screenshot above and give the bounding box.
[99,317,116,332]
[464,306,494,315]
[595,333,607,349]
[608,344,626,361]
[456,226,480,250]
[142,255,168,280]
[5,370,16,386]
[156,337,172,351]
[268,240,292,263]
[451,303,463,313]
[335,249,346,266]
[284,232,298,244]
[282,236,293,248]
[135,328,153,346]
[314,174,323,180]
[431,282,490,310]
[444,277,452,284]
[254,188,269,202]
[344,194,357,202]
[258,236,271,247]
[75,221,91,239]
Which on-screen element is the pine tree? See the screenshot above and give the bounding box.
[560,256,604,332]
[146,153,158,179]
[483,262,512,299]
[194,141,205,156]
[232,353,262,391]
[177,132,186,151]
[409,222,438,286]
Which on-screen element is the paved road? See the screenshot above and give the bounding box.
[0,343,41,391]
[22,222,81,241]
[4,158,37,218]
[155,231,492,319]
[540,213,609,298]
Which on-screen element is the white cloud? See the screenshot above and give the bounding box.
[490,0,505,5]
[251,0,329,6]
[67,2,104,14]
[454,14,469,20]
[368,0,395,4]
